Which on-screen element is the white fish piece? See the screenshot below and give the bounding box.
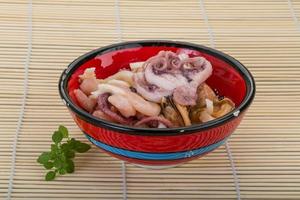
[101,70,134,85]
[106,79,131,88]
[74,89,96,112]
[130,61,145,72]
[79,67,96,80]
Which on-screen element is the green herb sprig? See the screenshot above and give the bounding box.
[37,125,91,181]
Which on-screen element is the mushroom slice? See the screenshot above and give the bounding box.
[212,98,235,118]
[174,101,192,126]
[161,97,184,127]
[190,107,215,123]
[196,83,217,107]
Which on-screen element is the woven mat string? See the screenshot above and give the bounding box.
[199,0,241,199]
[6,0,33,199]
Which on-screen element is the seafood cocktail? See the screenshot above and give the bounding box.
[59,41,255,168]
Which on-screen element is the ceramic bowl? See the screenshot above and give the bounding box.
[59,40,255,168]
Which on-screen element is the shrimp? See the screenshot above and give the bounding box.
[126,91,161,117]
[74,89,96,112]
[79,78,98,95]
[108,94,136,118]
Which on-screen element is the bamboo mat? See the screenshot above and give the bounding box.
[1,0,300,199]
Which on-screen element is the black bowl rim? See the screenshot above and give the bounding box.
[58,40,255,136]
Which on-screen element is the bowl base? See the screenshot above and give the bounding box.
[131,163,183,170]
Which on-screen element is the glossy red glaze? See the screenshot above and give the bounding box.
[68,46,246,105]
[62,43,253,166]
[73,112,243,153]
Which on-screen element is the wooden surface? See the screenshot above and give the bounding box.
[1,0,300,199]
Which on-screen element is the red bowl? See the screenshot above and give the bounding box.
[59,40,255,168]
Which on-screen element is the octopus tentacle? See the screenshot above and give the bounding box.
[134,116,174,128]
[97,93,132,125]
[133,51,213,106]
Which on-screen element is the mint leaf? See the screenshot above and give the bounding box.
[50,145,58,160]
[49,151,56,160]
[74,142,91,153]
[64,150,75,158]
[45,171,56,181]
[52,131,63,144]
[37,126,91,181]
[53,158,63,169]
[37,152,50,164]
[59,168,66,175]
[59,125,69,138]
[61,143,69,152]
[68,138,77,149]
[43,162,54,169]
[65,159,74,173]
[51,144,58,152]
